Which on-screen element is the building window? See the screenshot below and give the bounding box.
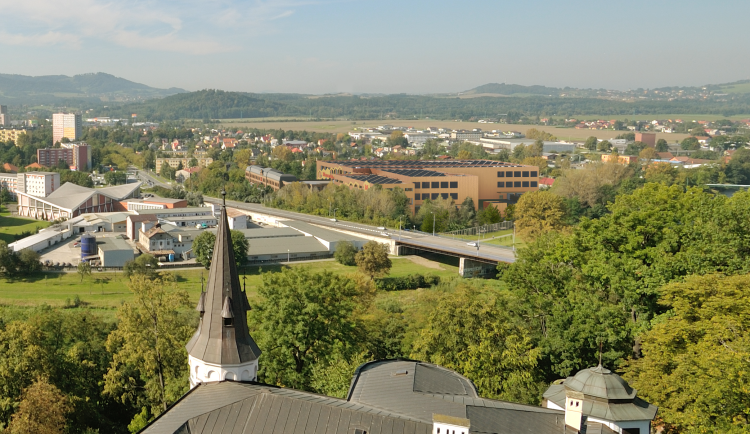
[497,181,504,188]
[531,171,538,177]
[450,193,458,200]
[414,182,420,189]
[497,171,504,177]
[514,181,521,188]
[423,193,430,200]
[441,193,449,199]
[431,182,439,188]
[514,171,521,177]
[450,181,458,188]
[422,182,429,188]
[531,181,538,187]
[405,188,413,191]
[506,171,513,177]
[431,193,439,200]
[522,181,529,187]
[441,181,448,188]
[522,171,529,177]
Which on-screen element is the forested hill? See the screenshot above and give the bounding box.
[0,72,185,103]
[100,88,750,121]
[463,83,564,96]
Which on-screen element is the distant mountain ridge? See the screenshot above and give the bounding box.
[0,72,185,103]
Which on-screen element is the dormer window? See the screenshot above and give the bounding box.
[224,317,233,327]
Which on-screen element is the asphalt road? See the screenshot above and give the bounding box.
[129,166,516,263]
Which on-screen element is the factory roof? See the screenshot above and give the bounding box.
[342,174,403,185]
[246,236,329,256]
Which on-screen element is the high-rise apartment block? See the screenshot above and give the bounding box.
[37,143,90,171]
[16,172,60,198]
[0,105,8,127]
[52,113,82,145]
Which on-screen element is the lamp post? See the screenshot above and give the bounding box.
[333,208,338,220]
[287,249,290,263]
[431,212,436,237]
[398,216,403,240]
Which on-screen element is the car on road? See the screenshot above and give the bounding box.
[330,218,338,222]
[377,226,386,230]
[466,242,477,247]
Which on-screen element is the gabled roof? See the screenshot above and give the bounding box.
[39,181,142,211]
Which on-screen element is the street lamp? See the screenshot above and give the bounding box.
[398,216,403,240]
[431,212,436,237]
[287,249,290,263]
[333,208,338,220]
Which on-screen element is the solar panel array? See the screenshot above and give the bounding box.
[342,174,403,184]
[334,159,523,168]
[382,169,446,177]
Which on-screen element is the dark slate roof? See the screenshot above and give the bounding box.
[141,381,432,434]
[342,174,403,185]
[381,169,447,177]
[347,360,566,434]
[185,206,261,365]
[542,365,658,422]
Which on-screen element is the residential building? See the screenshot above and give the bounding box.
[37,143,90,171]
[140,206,657,434]
[601,154,638,164]
[0,173,18,200]
[0,105,7,127]
[404,132,437,146]
[317,159,540,214]
[52,113,82,145]
[16,172,60,198]
[635,133,656,147]
[245,165,298,191]
[155,157,213,173]
[0,128,27,143]
[2,163,18,173]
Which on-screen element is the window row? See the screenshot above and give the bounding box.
[497,171,538,178]
[416,193,458,200]
[497,181,538,188]
[414,181,458,189]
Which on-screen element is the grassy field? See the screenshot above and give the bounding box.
[0,256,460,315]
[0,210,51,244]
[217,119,691,142]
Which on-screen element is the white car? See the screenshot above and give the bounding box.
[377,226,386,230]
[467,242,477,247]
[330,218,338,222]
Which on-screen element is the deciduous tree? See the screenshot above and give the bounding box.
[355,241,392,280]
[334,241,357,266]
[193,230,248,269]
[7,378,70,434]
[513,191,566,241]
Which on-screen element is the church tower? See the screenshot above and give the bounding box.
[185,192,261,388]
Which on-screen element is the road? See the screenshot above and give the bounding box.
[130,167,171,189]
[130,166,516,263]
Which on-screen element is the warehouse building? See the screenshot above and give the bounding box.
[97,236,135,267]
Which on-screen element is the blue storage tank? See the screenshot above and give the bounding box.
[168,253,175,262]
[81,234,97,261]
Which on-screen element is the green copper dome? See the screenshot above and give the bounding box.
[564,365,636,400]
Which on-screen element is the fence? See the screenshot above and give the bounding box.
[438,221,514,240]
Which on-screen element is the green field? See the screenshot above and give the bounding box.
[718,82,750,94]
[0,210,51,244]
[0,256,459,314]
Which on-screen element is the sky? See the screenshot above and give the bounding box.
[1,0,749,95]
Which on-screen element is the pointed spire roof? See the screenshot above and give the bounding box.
[185,200,261,365]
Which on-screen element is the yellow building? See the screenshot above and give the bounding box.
[0,129,28,144]
[155,157,214,173]
[317,159,540,215]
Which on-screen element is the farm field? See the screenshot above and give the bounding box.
[218,119,692,142]
[0,256,460,314]
[0,209,51,244]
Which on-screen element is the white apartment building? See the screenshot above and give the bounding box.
[0,173,18,199]
[52,113,82,145]
[16,172,60,198]
[0,105,8,127]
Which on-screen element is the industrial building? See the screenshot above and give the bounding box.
[317,159,540,214]
[15,181,141,221]
[96,236,135,267]
[245,165,298,191]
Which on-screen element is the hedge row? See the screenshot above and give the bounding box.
[375,274,441,291]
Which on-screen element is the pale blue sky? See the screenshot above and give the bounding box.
[0,0,748,94]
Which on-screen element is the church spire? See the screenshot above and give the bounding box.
[185,193,260,388]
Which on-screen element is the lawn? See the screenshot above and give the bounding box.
[0,256,460,316]
[0,209,51,244]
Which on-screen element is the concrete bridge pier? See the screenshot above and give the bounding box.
[459,257,497,278]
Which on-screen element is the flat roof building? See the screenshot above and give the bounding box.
[317,159,540,214]
[52,113,82,145]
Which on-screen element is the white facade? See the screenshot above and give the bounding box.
[188,354,258,388]
[16,172,60,198]
[546,400,651,434]
[0,174,18,199]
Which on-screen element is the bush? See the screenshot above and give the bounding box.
[374,274,440,291]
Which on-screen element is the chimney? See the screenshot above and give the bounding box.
[565,391,584,432]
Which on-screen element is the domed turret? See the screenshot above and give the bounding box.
[542,365,657,434]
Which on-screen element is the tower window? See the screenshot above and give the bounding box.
[224,318,234,327]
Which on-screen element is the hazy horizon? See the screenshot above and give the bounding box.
[1,0,748,94]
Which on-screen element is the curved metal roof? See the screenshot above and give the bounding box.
[564,365,636,400]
